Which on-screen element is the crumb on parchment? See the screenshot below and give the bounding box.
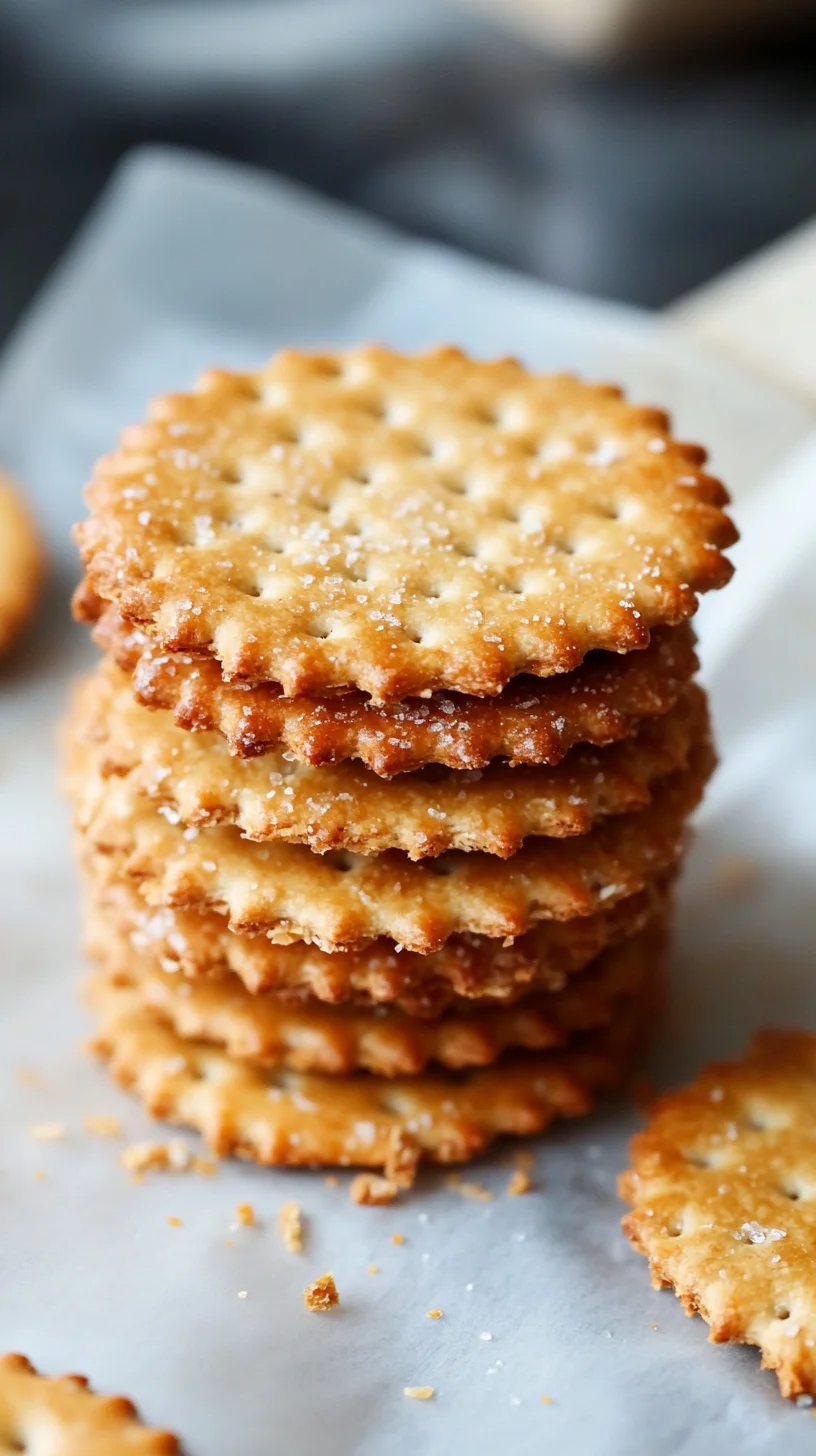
[167,1216,183,1228]
[84,1115,123,1138]
[120,1139,215,1179]
[460,1182,493,1202]
[27,1123,65,1140]
[235,1202,255,1227]
[278,1201,304,1253]
[426,1309,443,1320]
[304,1272,339,1312]
[507,1168,533,1197]
[403,1387,434,1401]
[350,1173,398,1206]
[391,1233,406,1246]
[368,1265,380,1275]
[384,1129,420,1190]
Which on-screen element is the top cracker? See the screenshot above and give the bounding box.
[75,347,736,701]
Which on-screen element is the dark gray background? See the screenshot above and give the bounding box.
[2,0,816,336]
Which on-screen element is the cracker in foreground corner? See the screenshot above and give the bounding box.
[0,1352,181,1452]
[620,1031,816,1401]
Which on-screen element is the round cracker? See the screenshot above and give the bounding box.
[84,861,666,1015]
[89,970,655,1171]
[69,743,712,953]
[621,1032,816,1402]
[92,915,666,1076]
[74,347,735,701]
[86,600,699,774]
[69,660,707,858]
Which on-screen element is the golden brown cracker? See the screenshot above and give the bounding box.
[0,473,43,657]
[92,604,699,774]
[74,347,735,701]
[89,971,653,1171]
[72,660,706,857]
[621,1031,816,1401]
[0,1352,180,1453]
[94,916,664,1076]
[86,863,664,1014]
[72,745,711,952]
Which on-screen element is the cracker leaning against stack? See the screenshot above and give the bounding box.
[64,346,736,1188]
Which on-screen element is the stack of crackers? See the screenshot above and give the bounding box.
[64,347,736,1191]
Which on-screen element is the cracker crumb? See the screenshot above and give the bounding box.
[391,1233,406,1246]
[121,1139,188,1176]
[225,1239,234,1248]
[28,1122,65,1141]
[541,1395,553,1406]
[650,1323,659,1332]
[304,1272,339,1312]
[460,1181,493,1202]
[385,1128,420,1190]
[167,1215,183,1227]
[324,1175,339,1189]
[235,1201,255,1227]
[368,1265,380,1275]
[278,1200,304,1253]
[16,1067,41,1086]
[34,1170,46,1182]
[350,1173,398,1206]
[507,1168,533,1197]
[120,1138,213,1178]
[426,1308,443,1320]
[403,1387,434,1401]
[84,1114,123,1138]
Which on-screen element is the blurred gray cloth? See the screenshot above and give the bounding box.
[1,0,815,338]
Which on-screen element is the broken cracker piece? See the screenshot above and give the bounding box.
[304,1272,339,1312]
[404,1386,434,1401]
[384,1128,420,1190]
[235,1201,255,1227]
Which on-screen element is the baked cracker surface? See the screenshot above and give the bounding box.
[92,914,666,1076]
[88,602,699,775]
[621,1031,816,1400]
[71,745,711,952]
[74,347,735,701]
[0,1352,180,1454]
[70,660,707,857]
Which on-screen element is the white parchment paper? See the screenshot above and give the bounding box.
[0,146,814,1456]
